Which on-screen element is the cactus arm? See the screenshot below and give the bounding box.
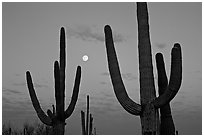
[156,53,170,114]
[153,44,182,108]
[104,25,141,115]
[26,71,52,125]
[86,95,89,135]
[52,104,56,116]
[47,109,55,121]
[59,27,66,118]
[54,61,61,118]
[89,114,93,135]
[155,53,175,134]
[64,66,81,119]
[81,111,86,135]
[156,53,168,94]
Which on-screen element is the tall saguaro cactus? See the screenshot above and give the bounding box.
[104,2,182,135]
[26,27,81,135]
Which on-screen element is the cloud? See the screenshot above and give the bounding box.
[32,83,49,88]
[3,98,31,111]
[67,25,125,43]
[14,99,33,109]
[154,43,167,49]
[2,94,33,114]
[101,72,110,76]
[13,82,49,88]
[95,91,125,115]
[100,81,107,85]
[75,90,122,116]
[92,90,124,114]
[3,88,22,95]
[172,101,184,107]
[14,73,21,77]
[194,70,201,74]
[12,82,27,87]
[101,72,137,81]
[122,73,137,81]
[2,96,11,104]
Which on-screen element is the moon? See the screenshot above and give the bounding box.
[82,55,89,62]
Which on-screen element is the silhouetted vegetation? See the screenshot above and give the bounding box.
[104,2,182,135]
[81,95,96,135]
[2,122,53,135]
[25,27,81,134]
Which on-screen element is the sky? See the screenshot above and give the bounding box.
[2,2,202,135]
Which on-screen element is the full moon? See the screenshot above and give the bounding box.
[82,55,89,62]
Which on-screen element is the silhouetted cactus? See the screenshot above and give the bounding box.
[9,127,11,135]
[81,111,86,135]
[104,2,182,135]
[94,127,97,135]
[26,27,81,134]
[23,122,34,135]
[81,95,94,135]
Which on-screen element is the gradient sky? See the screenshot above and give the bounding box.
[2,2,202,135]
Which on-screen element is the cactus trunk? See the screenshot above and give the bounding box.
[52,122,65,135]
[104,2,182,135]
[137,2,159,134]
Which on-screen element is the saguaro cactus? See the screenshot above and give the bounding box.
[104,2,182,135]
[26,27,81,134]
[81,95,94,135]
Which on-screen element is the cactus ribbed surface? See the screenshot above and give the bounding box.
[104,2,182,135]
[26,27,81,134]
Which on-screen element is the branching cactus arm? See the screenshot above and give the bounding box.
[153,44,182,108]
[65,66,81,119]
[54,61,61,118]
[104,25,142,115]
[155,53,175,134]
[26,71,52,126]
[156,53,168,95]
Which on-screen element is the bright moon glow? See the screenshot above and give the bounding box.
[82,55,89,62]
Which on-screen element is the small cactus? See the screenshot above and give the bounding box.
[26,27,81,134]
[81,95,94,135]
[9,127,11,135]
[81,111,86,135]
[104,2,182,135]
[94,127,97,135]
